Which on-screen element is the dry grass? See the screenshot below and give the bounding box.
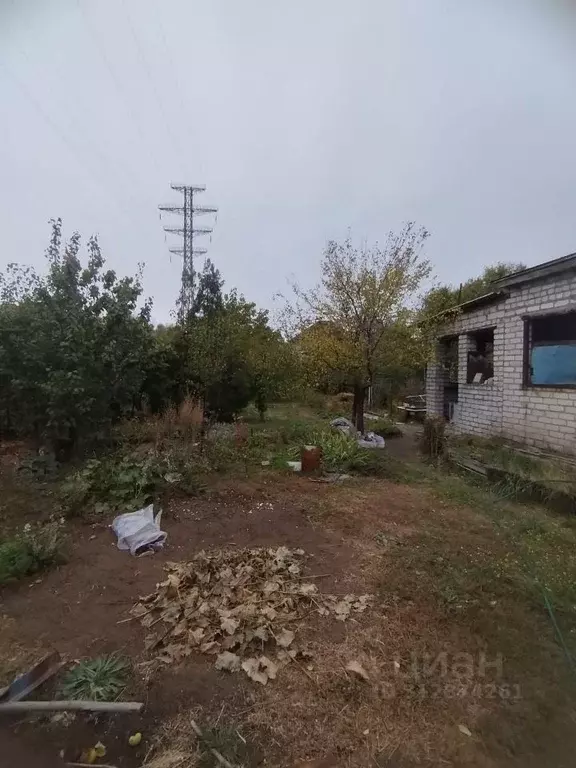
[155,398,204,446]
[239,491,486,767]
[216,476,576,767]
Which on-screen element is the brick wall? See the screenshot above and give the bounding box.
[426,271,576,454]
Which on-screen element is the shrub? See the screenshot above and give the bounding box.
[22,517,68,567]
[0,540,35,584]
[370,419,404,438]
[309,429,370,473]
[0,518,67,584]
[59,654,129,701]
[61,449,205,517]
[420,417,446,459]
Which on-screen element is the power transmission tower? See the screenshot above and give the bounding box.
[159,184,217,323]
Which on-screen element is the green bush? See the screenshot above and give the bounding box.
[0,219,152,452]
[308,429,370,473]
[0,540,35,584]
[61,449,205,517]
[0,518,68,584]
[370,418,403,438]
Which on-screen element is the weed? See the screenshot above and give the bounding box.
[308,429,371,473]
[0,517,67,584]
[197,726,254,768]
[18,452,59,479]
[59,654,129,701]
[0,540,34,584]
[420,417,445,459]
[369,418,404,438]
[61,448,205,517]
[21,517,68,567]
[388,456,576,630]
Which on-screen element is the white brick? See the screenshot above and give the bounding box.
[427,271,576,454]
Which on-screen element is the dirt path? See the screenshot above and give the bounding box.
[1,472,575,768]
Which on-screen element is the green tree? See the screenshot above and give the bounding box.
[182,290,266,421]
[422,262,527,318]
[289,223,432,432]
[190,259,224,318]
[0,219,152,453]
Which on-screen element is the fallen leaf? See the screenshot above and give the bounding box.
[345,660,370,681]
[216,652,241,672]
[254,626,269,641]
[200,641,218,653]
[352,595,372,612]
[94,742,106,758]
[188,627,205,645]
[80,748,97,764]
[132,546,373,685]
[458,724,472,737]
[334,601,351,621]
[260,655,278,680]
[276,628,295,648]
[221,616,240,635]
[263,580,280,595]
[262,605,278,621]
[242,657,269,685]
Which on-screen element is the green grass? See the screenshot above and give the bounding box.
[450,436,576,504]
[386,457,576,630]
[197,725,256,768]
[58,654,129,701]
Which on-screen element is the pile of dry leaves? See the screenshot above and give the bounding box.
[131,546,372,684]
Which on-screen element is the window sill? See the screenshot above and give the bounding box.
[464,381,495,387]
[524,383,576,390]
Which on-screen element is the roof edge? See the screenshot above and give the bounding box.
[491,253,576,289]
[427,290,509,323]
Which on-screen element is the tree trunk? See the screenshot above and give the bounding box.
[352,383,365,434]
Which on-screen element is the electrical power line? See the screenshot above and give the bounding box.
[121,0,187,165]
[159,184,217,323]
[75,0,164,179]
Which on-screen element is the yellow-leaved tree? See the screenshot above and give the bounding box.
[288,223,432,432]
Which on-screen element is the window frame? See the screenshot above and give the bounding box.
[465,326,495,385]
[522,310,576,389]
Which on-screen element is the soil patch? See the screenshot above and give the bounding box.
[1,472,576,767]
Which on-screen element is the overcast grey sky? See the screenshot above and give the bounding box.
[1,0,576,322]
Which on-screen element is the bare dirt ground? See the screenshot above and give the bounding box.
[1,469,575,768]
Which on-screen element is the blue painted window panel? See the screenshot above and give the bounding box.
[531,344,576,385]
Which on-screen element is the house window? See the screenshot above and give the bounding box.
[466,328,494,384]
[524,311,576,387]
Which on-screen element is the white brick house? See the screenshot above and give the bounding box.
[426,255,576,455]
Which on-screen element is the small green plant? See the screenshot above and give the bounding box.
[21,517,68,567]
[309,429,370,473]
[18,452,59,479]
[370,418,403,438]
[0,518,68,584]
[197,726,255,768]
[59,654,129,701]
[61,449,205,517]
[0,540,35,584]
